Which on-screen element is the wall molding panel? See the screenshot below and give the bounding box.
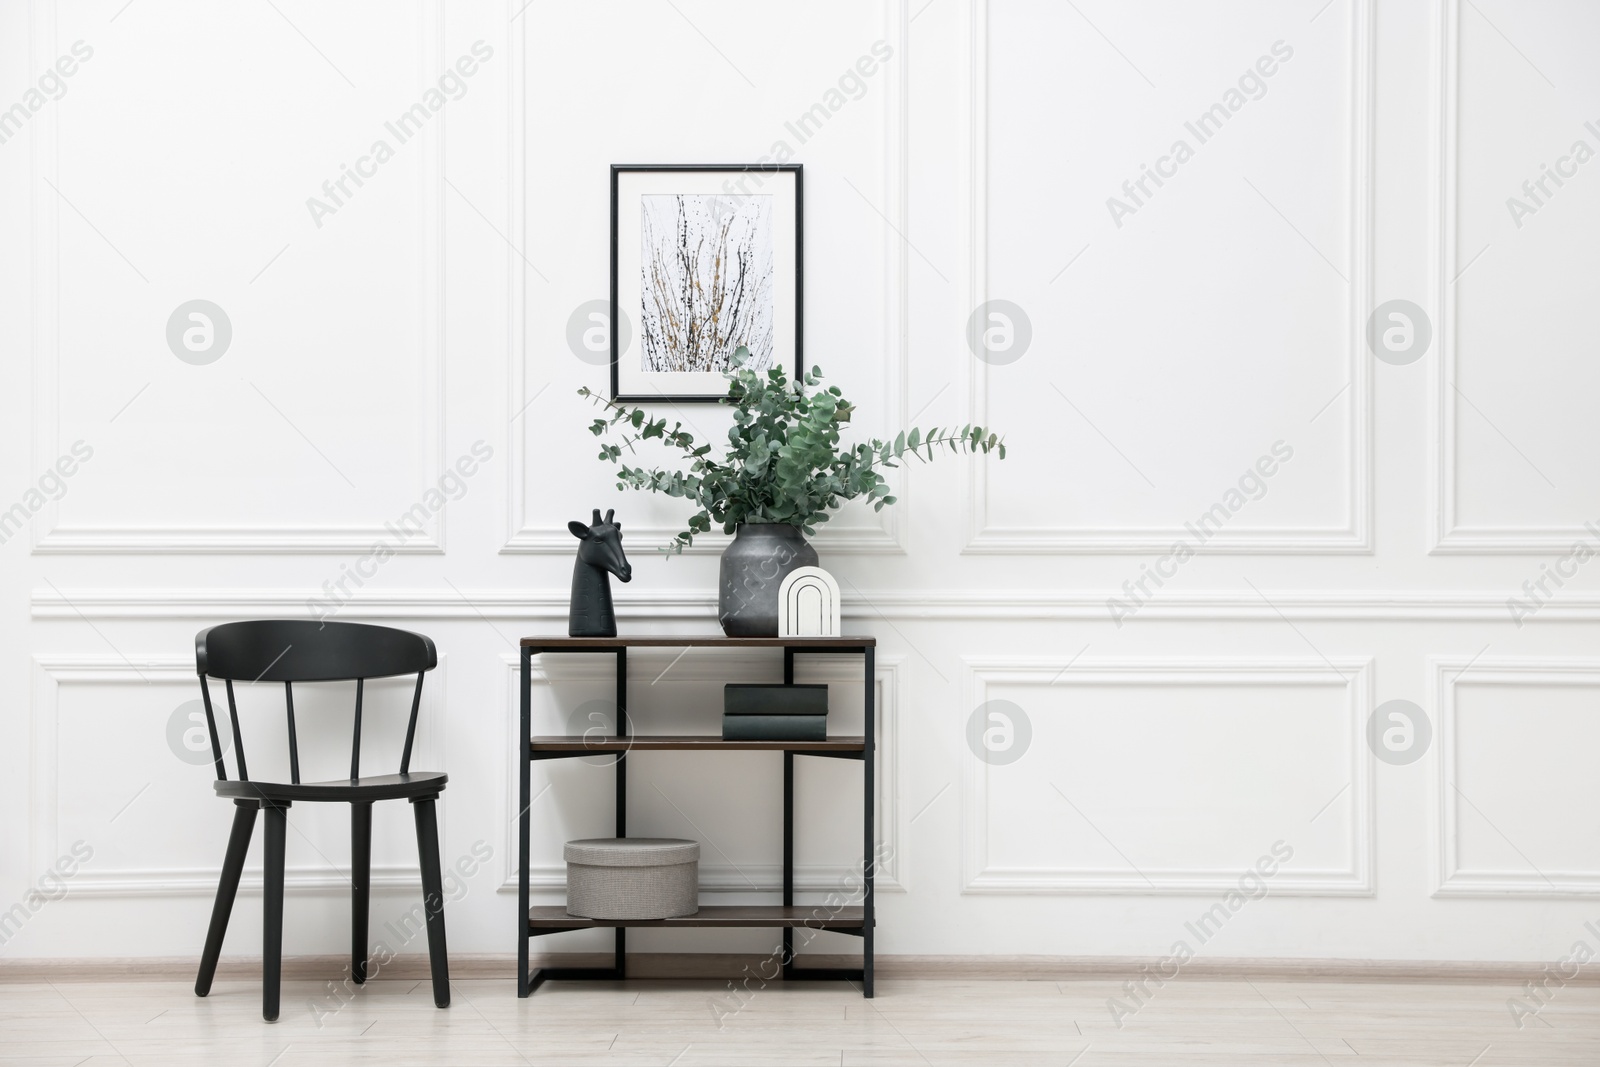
[961,657,1374,895]
[500,0,910,557]
[28,1,447,556]
[961,0,1375,555]
[1430,656,1600,897]
[1426,0,1586,555]
[32,654,446,898]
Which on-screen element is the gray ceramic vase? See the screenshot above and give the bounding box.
[718,522,819,636]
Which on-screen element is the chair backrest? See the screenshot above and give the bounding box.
[194,620,437,785]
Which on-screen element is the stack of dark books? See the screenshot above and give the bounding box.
[722,683,829,740]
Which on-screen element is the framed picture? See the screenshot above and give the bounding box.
[611,164,802,403]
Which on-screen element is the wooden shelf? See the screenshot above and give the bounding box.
[529,734,864,754]
[522,635,875,649]
[528,905,864,931]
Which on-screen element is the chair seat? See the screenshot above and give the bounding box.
[215,771,447,804]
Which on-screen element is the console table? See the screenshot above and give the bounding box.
[517,635,878,997]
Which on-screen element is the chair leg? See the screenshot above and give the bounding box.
[262,802,288,1023]
[351,802,372,985]
[411,796,450,1008]
[194,800,258,998]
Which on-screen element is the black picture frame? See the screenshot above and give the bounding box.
[610,163,803,403]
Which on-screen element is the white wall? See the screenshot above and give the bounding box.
[3,0,1599,966]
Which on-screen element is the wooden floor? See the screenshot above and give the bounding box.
[4,973,1596,1066]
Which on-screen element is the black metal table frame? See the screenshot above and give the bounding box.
[517,639,876,997]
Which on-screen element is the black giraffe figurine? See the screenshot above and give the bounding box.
[567,509,632,637]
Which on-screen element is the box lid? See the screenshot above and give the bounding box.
[564,837,700,867]
[724,683,828,691]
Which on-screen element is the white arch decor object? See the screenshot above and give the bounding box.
[778,566,841,637]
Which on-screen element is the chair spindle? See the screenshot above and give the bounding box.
[350,678,364,780]
[399,673,424,775]
[284,681,301,785]
[197,676,228,781]
[224,679,249,781]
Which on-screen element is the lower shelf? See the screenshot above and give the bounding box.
[527,905,864,932]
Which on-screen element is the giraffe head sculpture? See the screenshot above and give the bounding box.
[567,509,631,637]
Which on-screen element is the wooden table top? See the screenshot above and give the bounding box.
[520,635,876,648]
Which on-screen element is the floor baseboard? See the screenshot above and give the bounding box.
[0,952,1589,985]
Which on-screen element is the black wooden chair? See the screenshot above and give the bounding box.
[190,619,450,1021]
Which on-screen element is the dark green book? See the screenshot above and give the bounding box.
[722,714,828,741]
[724,683,829,717]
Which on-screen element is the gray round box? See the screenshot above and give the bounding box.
[564,837,700,919]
